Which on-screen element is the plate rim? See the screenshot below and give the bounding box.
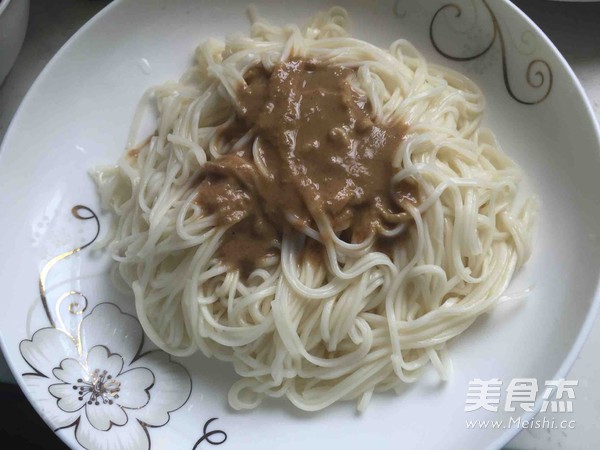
[487,1,600,448]
[0,1,599,449]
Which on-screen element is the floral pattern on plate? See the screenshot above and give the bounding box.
[20,302,192,450]
[18,206,192,450]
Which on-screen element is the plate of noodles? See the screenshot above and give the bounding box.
[1,0,599,449]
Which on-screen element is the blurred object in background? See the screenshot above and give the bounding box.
[0,0,30,85]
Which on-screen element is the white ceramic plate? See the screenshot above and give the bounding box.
[1,1,599,449]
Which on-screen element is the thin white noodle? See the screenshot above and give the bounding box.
[92,8,536,412]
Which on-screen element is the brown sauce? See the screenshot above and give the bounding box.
[127,133,156,160]
[196,59,416,276]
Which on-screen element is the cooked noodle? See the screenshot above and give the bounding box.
[92,7,536,411]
